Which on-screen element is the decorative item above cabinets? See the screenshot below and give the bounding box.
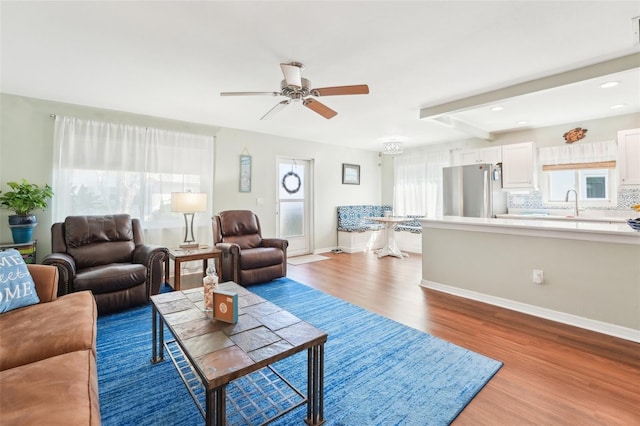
[563,127,588,144]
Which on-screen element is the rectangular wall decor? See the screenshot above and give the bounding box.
[342,163,360,185]
[239,155,252,192]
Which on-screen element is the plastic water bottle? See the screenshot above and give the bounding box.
[203,263,218,312]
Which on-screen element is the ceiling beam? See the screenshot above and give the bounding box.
[419,52,640,119]
[432,116,495,141]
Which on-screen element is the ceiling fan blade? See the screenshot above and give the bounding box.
[220,91,280,96]
[303,98,338,119]
[261,100,291,120]
[312,85,369,97]
[280,63,302,88]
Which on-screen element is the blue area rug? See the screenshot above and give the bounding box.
[97,278,502,425]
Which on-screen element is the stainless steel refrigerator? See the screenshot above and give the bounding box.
[443,163,507,218]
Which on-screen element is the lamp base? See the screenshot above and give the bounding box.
[179,242,200,249]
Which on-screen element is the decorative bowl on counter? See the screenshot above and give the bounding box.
[627,218,640,231]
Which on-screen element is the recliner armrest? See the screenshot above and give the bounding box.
[261,238,288,250]
[133,244,168,297]
[215,242,240,255]
[41,253,76,296]
[132,244,168,266]
[214,242,240,283]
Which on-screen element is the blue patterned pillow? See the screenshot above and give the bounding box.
[0,249,40,313]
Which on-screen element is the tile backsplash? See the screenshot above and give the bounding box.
[507,187,640,212]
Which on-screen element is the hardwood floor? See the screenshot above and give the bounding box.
[285,251,640,425]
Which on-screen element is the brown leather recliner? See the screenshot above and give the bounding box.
[42,214,168,315]
[212,210,288,286]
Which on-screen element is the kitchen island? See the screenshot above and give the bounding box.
[420,216,640,342]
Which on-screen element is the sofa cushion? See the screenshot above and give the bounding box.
[0,349,101,426]
[0,291,96,371]
[74,263,147,294]
[0,249,39,313]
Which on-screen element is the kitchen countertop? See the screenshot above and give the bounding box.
[496,213,630,223]
[420,216,640,244]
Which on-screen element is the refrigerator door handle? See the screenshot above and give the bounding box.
[483,169,490,217]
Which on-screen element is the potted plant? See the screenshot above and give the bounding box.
[0,179,54,244]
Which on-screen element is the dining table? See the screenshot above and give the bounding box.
[369,216,412,258]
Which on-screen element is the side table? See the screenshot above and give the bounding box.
[166,247,222,291]
[0,240,37,264]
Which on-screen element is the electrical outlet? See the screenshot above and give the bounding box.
[256,197,264,206]
[532,269,544,284]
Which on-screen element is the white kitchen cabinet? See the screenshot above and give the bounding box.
[502,142,536,189]
[452,146,502,165]
[618,128,640,186]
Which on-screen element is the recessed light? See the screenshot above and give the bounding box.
[490,106,504,112]
[600,81,620,88]
[610,104,626,109]
[516,121,528,125]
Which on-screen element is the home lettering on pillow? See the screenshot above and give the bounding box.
[0,249,40,313]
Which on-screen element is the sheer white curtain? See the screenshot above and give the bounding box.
[538,140,617,165]
[52,116,214,247]
[393,150,450,217]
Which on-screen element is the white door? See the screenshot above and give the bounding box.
[276,158,313,256]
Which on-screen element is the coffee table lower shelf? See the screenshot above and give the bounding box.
[165,339,307,425]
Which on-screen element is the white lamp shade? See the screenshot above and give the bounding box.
[171,192,207,213]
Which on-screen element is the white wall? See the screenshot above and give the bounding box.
[0,93,380,256]
[214,127,381,251]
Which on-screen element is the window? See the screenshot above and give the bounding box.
[52,116,214,248]
[547,168,611,202]
[539,140,617,206]
[393,150,449,217]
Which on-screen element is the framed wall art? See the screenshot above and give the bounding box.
[342,163,360,185]
[239,155,252,192]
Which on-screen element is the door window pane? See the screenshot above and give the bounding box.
[280,201,304,237]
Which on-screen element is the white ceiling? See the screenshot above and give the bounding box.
[1,1,639,151]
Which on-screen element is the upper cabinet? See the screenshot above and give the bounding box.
[452,146,502,166]
[618,128,640,186]
[502,142,536,189]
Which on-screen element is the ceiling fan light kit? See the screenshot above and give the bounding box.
[383,141,403,155]
[221,62,369,120]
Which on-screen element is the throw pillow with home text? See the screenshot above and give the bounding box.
[0,249,40,313]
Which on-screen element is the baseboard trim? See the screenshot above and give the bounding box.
[314,247,335,254]
[420,280,640,343]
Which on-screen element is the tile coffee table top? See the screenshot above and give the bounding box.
[151,281,327,389]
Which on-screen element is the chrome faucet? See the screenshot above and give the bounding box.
[565,189,579,217]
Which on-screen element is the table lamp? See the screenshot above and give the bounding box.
[171,191,207,249]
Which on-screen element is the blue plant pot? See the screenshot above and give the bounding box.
[8,215,37,244]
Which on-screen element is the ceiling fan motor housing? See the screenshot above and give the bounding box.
[281,78,311,100]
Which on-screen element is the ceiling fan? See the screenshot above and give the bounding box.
[220,62,369,120]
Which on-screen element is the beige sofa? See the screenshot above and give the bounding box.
[0,264,101,425]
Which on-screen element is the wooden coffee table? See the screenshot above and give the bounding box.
[150,282,327,425]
